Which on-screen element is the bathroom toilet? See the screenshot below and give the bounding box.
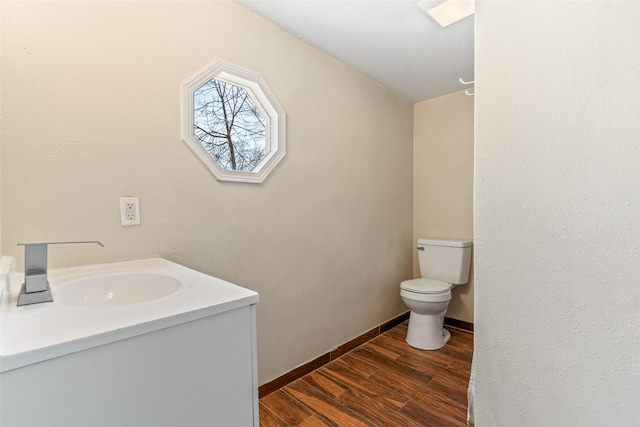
[400,238,472,350]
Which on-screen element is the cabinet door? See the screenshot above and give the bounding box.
[1,305,258,427]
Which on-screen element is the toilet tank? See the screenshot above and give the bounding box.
[417,238,472,284]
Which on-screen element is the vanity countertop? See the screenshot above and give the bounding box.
[0,257,259,373]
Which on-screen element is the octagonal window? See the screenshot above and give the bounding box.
[182,61,286,183]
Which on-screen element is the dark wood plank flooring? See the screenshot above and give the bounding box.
[259,322,473,427]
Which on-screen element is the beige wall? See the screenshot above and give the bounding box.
[413,91,474,323]
[0,1,413,384]
[475,0,639,424]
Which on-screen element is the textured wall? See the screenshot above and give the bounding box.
[0,1,413,384]
[413,91,474,323]
[475,1,640,424]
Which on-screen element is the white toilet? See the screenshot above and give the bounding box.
[400,238,472,350]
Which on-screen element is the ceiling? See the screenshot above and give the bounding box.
[235,0,474,103]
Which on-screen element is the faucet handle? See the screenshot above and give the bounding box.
[18,240,104,248]
[17,241,104,274]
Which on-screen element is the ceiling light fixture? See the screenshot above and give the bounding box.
[417,0,475,27]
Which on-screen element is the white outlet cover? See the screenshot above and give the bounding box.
[120,197,140,226]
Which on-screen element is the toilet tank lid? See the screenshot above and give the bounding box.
[417,238,472,248]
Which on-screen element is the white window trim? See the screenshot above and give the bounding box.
[182,60,286,184]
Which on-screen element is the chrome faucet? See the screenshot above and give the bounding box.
[16,241,104,306]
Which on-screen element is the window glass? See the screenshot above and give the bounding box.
[193,79,266,172]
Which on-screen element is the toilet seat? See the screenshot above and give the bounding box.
[400,278,450,294]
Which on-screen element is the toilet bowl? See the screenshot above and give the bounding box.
[400,278,452,350]
[400,238,472,351]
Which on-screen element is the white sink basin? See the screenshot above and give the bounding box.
[55,271,182,307]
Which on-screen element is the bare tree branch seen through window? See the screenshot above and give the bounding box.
[193,79,266,172]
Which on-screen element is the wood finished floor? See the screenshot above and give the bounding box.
[259,322,473,427]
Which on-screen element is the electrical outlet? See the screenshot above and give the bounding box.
[120,197,140,226]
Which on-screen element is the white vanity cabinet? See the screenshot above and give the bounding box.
[1,304,258,427]
[0,258,259,427]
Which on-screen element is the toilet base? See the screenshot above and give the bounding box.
[405,309,451,350]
